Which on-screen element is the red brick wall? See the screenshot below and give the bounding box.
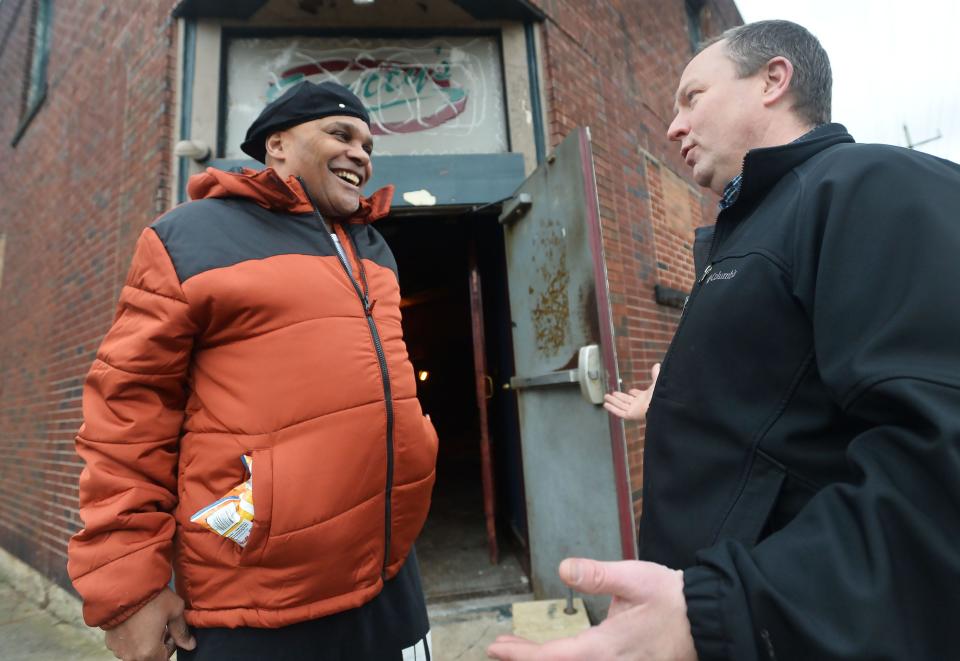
[0,0,178,591]
[529,0,741,521]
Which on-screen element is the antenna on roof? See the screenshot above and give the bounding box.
[903,124,942,150]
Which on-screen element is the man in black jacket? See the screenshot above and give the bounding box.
[489,19,960,661]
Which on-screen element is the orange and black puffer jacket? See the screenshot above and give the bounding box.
[67,167,438,629]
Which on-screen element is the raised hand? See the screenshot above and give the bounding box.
[603,363,661,421]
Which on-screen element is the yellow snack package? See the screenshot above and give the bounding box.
[190,454,254,547]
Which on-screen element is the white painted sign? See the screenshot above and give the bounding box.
[225,36,508,157]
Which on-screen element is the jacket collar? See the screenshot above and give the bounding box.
[186,166,394,223]
[734,123,854,208]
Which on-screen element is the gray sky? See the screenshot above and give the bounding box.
[734,0,960,163]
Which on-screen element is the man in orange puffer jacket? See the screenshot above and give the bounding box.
[67,81,439,661]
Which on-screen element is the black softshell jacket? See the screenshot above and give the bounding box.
[641,123,960,660]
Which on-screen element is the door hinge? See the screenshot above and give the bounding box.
[498,193,532,225]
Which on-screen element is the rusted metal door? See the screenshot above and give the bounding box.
[468,239,499,564]
[499,127,635,619]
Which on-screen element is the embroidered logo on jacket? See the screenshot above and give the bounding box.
[705,269,737,284]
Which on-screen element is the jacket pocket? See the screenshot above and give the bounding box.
[423,414,439,462]
[237,446,273,567]
[713,450,786,547]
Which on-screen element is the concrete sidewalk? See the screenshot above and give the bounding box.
[0,548,528,660]
[0,578,524,660]
[0,576,112,661]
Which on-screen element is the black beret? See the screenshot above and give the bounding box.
[240,81,371,163]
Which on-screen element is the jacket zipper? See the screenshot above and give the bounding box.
[658,214,724,374]
[352,239,395,579]
[297,178,395,578]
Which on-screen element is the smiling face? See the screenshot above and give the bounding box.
[266,115,374,219]
[667,41,768,195]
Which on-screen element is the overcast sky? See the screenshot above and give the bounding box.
[734,0,960,163]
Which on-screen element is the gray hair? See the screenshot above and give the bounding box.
[702,20,832,126]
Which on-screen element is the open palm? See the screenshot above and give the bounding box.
[603,363,660,421]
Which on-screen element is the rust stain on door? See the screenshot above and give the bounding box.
[529,222,569,355]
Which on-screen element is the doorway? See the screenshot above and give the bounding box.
[377,211,530,602]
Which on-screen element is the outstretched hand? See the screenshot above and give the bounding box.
[603,363,661,421]
[103,588,196,661]
[486,558,696,661]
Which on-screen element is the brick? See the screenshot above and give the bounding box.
[0,0,179,593]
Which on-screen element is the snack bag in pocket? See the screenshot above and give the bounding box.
[190,454,254,547]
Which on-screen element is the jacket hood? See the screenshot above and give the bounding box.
[187,166,394,223]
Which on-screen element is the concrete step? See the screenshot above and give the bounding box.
[427,590,534,660]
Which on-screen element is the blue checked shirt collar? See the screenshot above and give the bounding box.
[719,174,743,210]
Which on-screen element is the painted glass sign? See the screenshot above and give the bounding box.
[224,36,508,158]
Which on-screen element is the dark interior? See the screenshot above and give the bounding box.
[376,211,530,601]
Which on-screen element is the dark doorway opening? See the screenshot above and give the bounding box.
[378,211,530,602]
